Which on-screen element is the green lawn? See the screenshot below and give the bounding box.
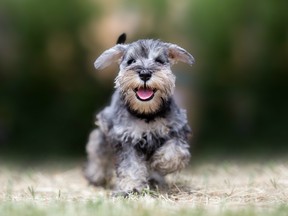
[1,160,288,216]
[1,199,288,216]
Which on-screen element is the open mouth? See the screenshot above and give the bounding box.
[134,87,156,101]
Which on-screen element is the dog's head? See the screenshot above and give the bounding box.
[94,38,194,116]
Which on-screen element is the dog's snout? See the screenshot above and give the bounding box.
[139,70,152,81]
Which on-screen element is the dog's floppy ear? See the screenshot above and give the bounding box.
[116,33,127,44]
[167,43,195,66]
[94,44,127,70]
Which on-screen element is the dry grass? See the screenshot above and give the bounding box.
[1,159,288,215]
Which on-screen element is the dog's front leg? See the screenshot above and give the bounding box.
[150,139,190,176]
[114,145,149,196]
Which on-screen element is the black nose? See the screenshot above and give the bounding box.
[139,70,152,81]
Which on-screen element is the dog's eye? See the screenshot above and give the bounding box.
[127,58,136,65]
[155,57,165,64]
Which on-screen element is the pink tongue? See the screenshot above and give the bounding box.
[136,87,154,100]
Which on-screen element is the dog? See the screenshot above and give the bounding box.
[85,34,194,196]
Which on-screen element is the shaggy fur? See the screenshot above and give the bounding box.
[85,37,194,195]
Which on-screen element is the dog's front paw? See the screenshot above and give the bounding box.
[150,140,190,175]
[148,172,168,190]
[111,188,140,198]
[113,180,150,197]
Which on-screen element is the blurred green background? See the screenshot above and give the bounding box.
[0,0,287,160]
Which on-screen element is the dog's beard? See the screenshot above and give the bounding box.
[115,69,175,116]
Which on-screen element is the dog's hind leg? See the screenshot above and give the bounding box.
[84,129,113,187]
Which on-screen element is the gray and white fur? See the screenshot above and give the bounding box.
[85,36,194,195]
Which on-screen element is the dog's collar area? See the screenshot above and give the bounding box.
[127,97,172,123]
[134,87,156,101]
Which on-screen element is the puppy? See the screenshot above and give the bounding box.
[85,34,194,195]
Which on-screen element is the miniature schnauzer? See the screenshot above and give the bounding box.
[85,34,194,195]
